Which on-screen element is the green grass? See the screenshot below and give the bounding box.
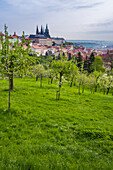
[0,77,113,169]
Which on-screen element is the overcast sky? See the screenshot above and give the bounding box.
[0,0,113,40]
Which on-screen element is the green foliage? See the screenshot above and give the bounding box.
[93,56,105,72]
[66,61,78,87]
[77,52,82,70]
[0,25,36,79]
[65,41,73,45]
[88,52,95,73]
[0,25,36,110]
[98,74,113,94]
[32,64,47,87]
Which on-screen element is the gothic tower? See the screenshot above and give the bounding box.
[40,25,44,35]
[36,26,39,35]
[44,24,50,38]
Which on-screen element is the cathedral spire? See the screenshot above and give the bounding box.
[45,24,50,38]
[41,25,44,35]
[36,26,39,34]
[45,24,48,31]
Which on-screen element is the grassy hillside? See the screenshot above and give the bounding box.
[0,77,113,169]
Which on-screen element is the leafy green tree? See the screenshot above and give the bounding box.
[0,25,35,110]
[67,61,78,87]
[76,71,88,94]
[52,58,70,100]
[93,56,105,72]
[32,64,47,87]
[93,70,103,92]
[87,74,96,93]
[47,68,56,84]
[98,75,113,95]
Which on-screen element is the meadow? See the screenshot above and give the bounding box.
[0,77,113,169]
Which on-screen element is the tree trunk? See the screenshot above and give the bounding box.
[59,73,62,88]
[51,77,53,84]
[9,76,11,111]
[82,85,84,93]
[91,88,92,94]
[36,75,38,81]
[70,77,73,87]
[106,88,110,95]
[56,90,60,100]
[78,83,80,94]
[40,75,42,87]
[9,71,13,90]
[95,85,97,92]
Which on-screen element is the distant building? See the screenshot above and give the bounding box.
[29,24,50,43]
[0,32,4,37]
[51,37,65,45]
[9,32,21,44]
[28,24,65,46]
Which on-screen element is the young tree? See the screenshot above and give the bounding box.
[0,25,36,110]
[87,74,96,94]
[32,64,47,87]
[97,75,113,95]
[66,61,78,87]
[76,71,88,94]
[52,58,70,100]
[93,70,103,92]
[93,56,105,72]
[47,68,56,84]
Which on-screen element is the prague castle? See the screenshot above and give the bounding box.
[28,24,65,46]
[36,24,50,38]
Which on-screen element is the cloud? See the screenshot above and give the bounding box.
[5,0,104,12]
[90,20,113,27]
[88,30,113,34]
[2,0,113,40]
[72,2,103,9]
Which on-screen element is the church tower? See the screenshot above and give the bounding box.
[40,25,44,35]
[44,24,50,38]
[36,26,39,35]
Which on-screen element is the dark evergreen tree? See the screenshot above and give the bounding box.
[77,52,82,71]
[88,52,95,73]
[68,53,72,61]
[83,55,89,71]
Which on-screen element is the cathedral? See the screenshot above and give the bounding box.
[28,24,65,45]
[36,24,50,38]
[28,24,51,44]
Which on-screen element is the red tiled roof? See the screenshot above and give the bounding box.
[0,33,4,36]
[41,47,47,50]
[32,46,41,49]
[12,33,20,38]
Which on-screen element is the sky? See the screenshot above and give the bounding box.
[0,0,113,40]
